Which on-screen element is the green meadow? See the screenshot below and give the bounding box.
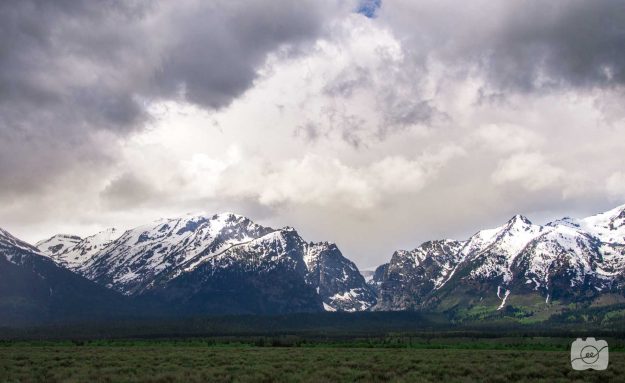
[1,338,623,383]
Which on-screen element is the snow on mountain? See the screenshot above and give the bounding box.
[0,227,41,263]
[468,215,545,283]
[31,204,625,314]
[144,227,323,315]
[37,213,375,311]
[374,204,625,311]
[0,227,134,326]
[192,227,304,273]
[374,239,466,310]
[159,227,375,311]
[304,241,376,311]
[35,234,82,256]
[37,228,122,269]
[578,204,625,244]
[74,213,272,294]
[512,223,601,294]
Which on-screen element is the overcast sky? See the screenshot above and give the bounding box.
[2,0,625,268]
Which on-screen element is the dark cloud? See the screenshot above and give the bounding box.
[480,0,625,92]
[100,172,157,209]
[2,0,625,269]
[154,1,331,109]
[380,0,625,93]
[0,0,341,197]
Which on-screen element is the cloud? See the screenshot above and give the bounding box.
[473,124,541,153]
[177,145,465,210]
[0,0,346,197]
[100,172,160,209]
[2,1,625,269]
[377,0,625,93]
[606,172,625,200]
[152,0,343,109]
[492,152,564,191]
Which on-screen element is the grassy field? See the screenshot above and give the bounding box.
[1,341,622,383]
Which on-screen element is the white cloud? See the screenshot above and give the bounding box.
[161,145,465,211]
[492,152,564,191]
[607,172,625,200]
[473,124,540,153]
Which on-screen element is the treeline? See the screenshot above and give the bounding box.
[1,309,625,341]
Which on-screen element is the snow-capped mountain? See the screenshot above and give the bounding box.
[37,228,122,269]
[74,214,272,294]
[304,241,376,311]
[24,203,625,317]
[374,240,465,310]
[0,228,132,326]
[373,204,625,312]
[1,227,40,258]
[35,234,82,258]
[37,213,375,312]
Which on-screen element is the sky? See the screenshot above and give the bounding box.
[1,0,625,268]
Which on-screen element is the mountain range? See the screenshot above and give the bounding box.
[33,213,375,316]
[2,204,625,325]
[371,204,625,320]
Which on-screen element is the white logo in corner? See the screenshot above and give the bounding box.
[571,337,609,371]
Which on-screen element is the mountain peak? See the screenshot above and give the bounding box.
[35,234,82,256]
[45,233,81,240]
[579,203,625,244]
[507,214,532,226]
[546,216,580,229]
[599,203,625,220]
[0,227,41,255]
[210,211,246,220]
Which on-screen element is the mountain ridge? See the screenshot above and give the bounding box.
[0,228,137,326]
[36,213,376,313]
[372,204,625,317]
[22,203,625,321]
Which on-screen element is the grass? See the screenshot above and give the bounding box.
[0,341,623,382]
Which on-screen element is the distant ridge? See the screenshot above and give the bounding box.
[371,204,625,319]
[0,203,619,323]
[36,213,375,313]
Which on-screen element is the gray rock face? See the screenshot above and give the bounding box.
[374,240,464,310]
[373,205,625,311]
[146,228,323,314]
[304,241,376,311]
[37,214,375,313]
[29,203,625,315]
[153,227,377,313]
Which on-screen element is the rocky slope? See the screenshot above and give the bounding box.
[373,205,625,313]
[0,228,133,326]
[27,203,625,318]
[37,213,376,313]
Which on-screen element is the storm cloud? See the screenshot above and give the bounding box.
[0,0,345,193]
[379,0,625,92]
[1,0,625,268]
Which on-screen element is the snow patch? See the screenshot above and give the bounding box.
[497,289,510,310]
